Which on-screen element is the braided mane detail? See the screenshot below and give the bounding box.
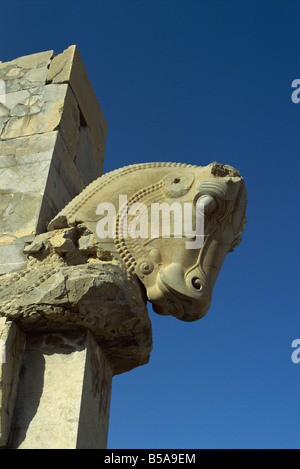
[49,162,197,229]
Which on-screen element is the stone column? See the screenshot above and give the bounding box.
[0,48,153,449]
[0,45,107,275]
[0,319,26,447]
[8,331,113,449]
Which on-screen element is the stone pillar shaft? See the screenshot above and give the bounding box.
[0,319,26,447]
[8,331,113,449]
[0,47,153,449]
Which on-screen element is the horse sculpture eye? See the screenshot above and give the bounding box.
[192,277,202,290]
[199,195,217,215]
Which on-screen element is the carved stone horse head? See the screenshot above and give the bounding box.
[49,161,247,322]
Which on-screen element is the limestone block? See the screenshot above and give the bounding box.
[1,84,67,140]
[0,319,26,447]
[0,192,46,242]
[0,50,54,94]
[0,47,107,275]
[0,132,59,250]
[9,331,113,449]
[75,125,102,185]
[0,240,32,275]
[47,45,107,172]
[0,130,85,242]
[36,183,71,235]
[0,131,57,161]
[39,143,85,230]
[0,156,53,192]
[76,332,113,449]
[0,87,44,119]
[51,131,85,199]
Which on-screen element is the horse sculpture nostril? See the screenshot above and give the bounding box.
[191,277,202,290]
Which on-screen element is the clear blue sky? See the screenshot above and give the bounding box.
[1,0,299,449]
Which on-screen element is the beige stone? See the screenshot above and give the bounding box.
[0,251,152,375]
[47,45,107,165]
[0,47,107,276]
[51,131,85,198]
[9,331,113,449]
[0,50,54,94]
[0,241,32,275]
[0,319,26,447]
[1,84,67,139]
[75,126,102,185]
[0,131,57,160]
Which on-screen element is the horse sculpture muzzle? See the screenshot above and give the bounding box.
[131,168,247,321]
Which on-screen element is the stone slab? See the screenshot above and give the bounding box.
[0,319,26,447]
[75,125,102,185]
[0,50,54,94]
[0,84,67,140]
[0,240,32,275]
[9,331,113,449]
[47,45,107,171]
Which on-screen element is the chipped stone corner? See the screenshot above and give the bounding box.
[0,46,108,276]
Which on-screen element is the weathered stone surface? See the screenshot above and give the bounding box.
[51,131,85,199]
[1,84,67,140]
[0,224,152,375]
[0,47,107,276]
[0,153,53,192]
[0,241,33,275]
[0,319,26,447]
[0,131,57,163]
[0,130,84,274]
[0,192,44,239]
[47,45,107,166]
[75,125,102,185]
[9,331,113,449]
[0,50,54,94]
